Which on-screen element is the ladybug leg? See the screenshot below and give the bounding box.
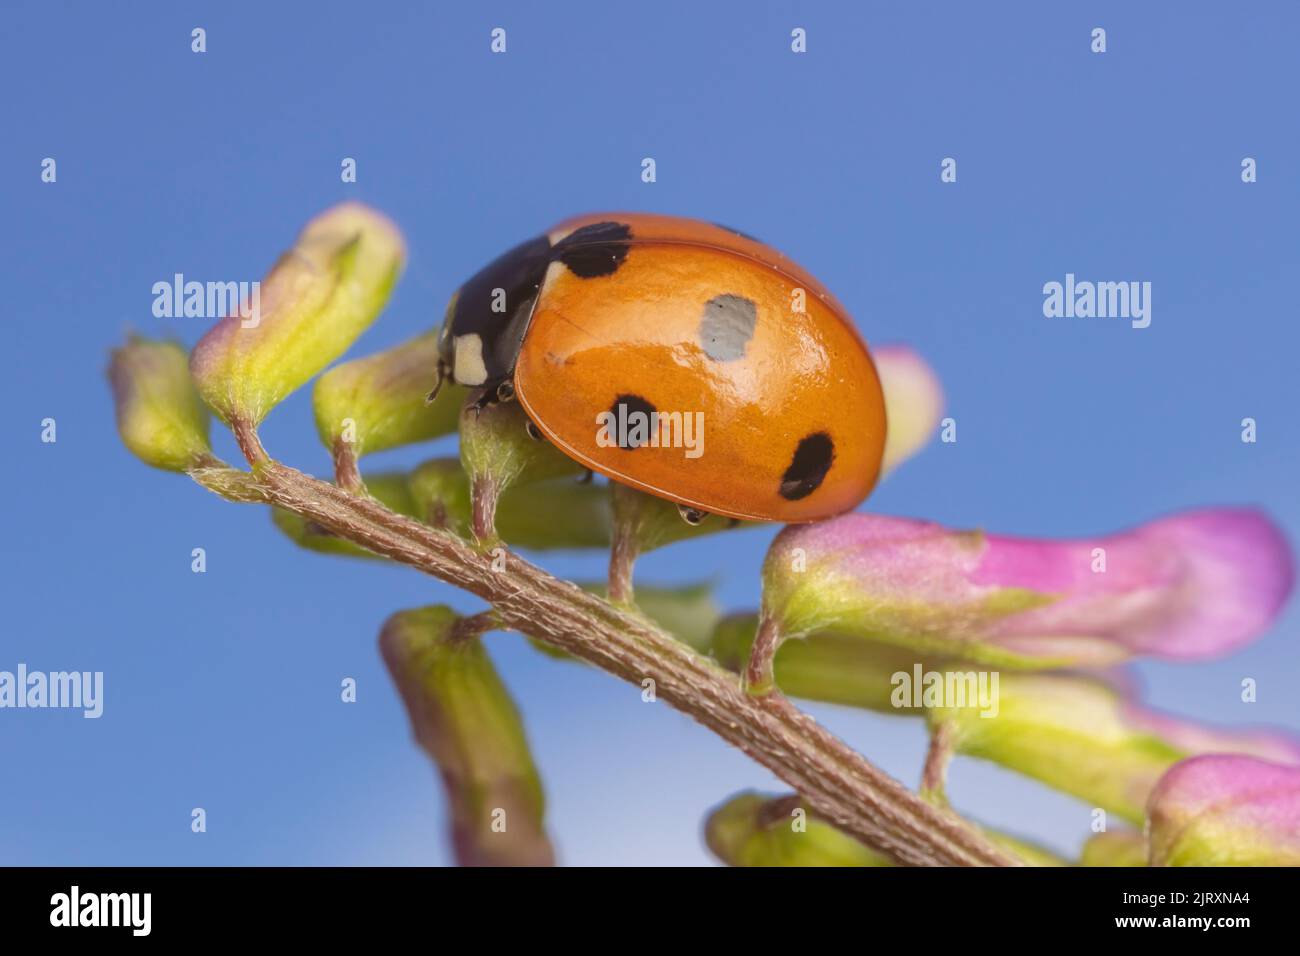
[575,468,594,484]
[524,419,546,442]
[424,359,450,405]
[677,504,707,526]
[466,386,493,415]
[466,378,518,417]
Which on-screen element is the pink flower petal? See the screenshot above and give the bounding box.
[1122,705,1300,766]
[976,510,1294,661]
[1148,755,1300,866]
[764,508,1292,666]
[874,344,945,475]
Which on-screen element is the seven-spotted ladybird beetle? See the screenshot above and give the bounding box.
[431,213,887,524]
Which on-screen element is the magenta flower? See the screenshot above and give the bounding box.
[1148,755,1300,866]
[761,508,1293,669]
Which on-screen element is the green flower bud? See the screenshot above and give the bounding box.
[380,605,554,867]
[932,673,1183,824]
[988,831,1067,867]
[190,202,405,427]
[458,400,589,540]
[707,613,928,713]
[460,400,584,489]
[1080,830,1146,867]
[929,673,1185,825]
[312,329,464,460]
[707,617,1300,829]
[610,482,749,554]
[408,457,610,550]
[705,792,892,867]
[605,483,752,604]
[405,458,472,529]
[1147,756,1300,866]
[705,792,1063,867]
[108,336,213,472]
[931,672,1300,825]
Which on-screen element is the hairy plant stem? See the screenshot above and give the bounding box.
[921,719,957,804]
[607,523,639,606]
[233,417,269,465]
[199,443,1015,866]
[606,482,642,605]
[450,609,501,643]
[469,474,500,542]
[331,438,365,494]
[743,612,783,696]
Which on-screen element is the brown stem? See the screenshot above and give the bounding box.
[189,465,271,503]
[332,438,365,494]
[191,452,226,470]
[757,793,806,828]
[607,482,642,604]
[219,456,1013,866]
[470,474,499,542]
[743,612,783,697]
[451,609,501,643]
[607,527,638,605]
[921,720,957,804]
[232,417,268,466]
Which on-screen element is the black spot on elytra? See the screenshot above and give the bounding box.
[698,293,757,361]
[779,433,834,500]
[553,221,633,278]
[608,394,657,449]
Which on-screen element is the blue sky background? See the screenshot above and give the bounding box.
[2,1,1297,865]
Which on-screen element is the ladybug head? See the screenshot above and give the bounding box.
[435,234,552,395]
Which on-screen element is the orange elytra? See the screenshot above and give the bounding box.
[433,212,886,524]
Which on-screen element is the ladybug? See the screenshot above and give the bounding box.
[431,213,886,524]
